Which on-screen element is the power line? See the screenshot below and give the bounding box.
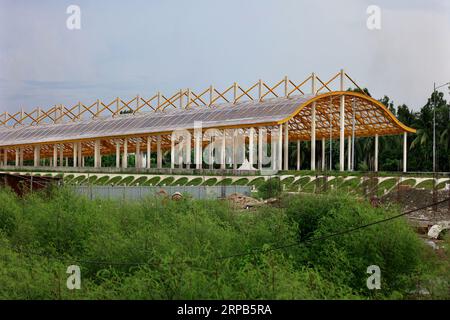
[216,197,450,260]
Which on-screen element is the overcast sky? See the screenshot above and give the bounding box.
[1,0,449,113]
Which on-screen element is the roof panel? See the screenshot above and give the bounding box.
[0,95,312,147]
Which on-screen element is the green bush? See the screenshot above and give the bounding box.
[172,177,188,186]
[130,176,148,186]
[186,177,202,186]
[0,188,446,300]
[202,178,217,186]
[257,178,282,199]
[143,176,161,186]
[416,179,434,190]
[107,176,122,185]
[158,177,175,186]
[71,175,86,184]
[232,178,249,186]
[118,176,134,186]
[96,176,110,185]
[216,178,233,186]
[87,175,98,184]
[247,177,265,188]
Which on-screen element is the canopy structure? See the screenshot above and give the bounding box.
[0,70,415,172]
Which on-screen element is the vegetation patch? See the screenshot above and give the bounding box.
[232,178,249,186]
[143,176,161,186]
[172,177,188,186]
[415,179,434,190]
[202,178,217,186]
[186,177,203,186]
[158,177,175,186]
[118,176,134,186]
[107,176,122,185]
[216,178,233,186]
[130,176,148,186]
[71,175,86,184]
[0,188,446,299]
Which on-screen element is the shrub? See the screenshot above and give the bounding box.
[186,178,202,186]
[232,178,249,186]
[158,177,175,186]
[257,178,282,199]
[130,176,148,186]
[172,177,188,186]
[107,176,122,185]
[143,176,161,186]
[96,176,110,185]
[202,178,217,186]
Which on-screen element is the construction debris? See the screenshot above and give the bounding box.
[227,193,263,209]
[427,221,450,239]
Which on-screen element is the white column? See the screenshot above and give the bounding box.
[94,140,99,168]
[123,139,128,169]
[209,134,214,169]
[403,132,407,173]
[135,140,141,169]
[249,128,255,168]
[283,123,289,170]
[374,134,379,172]
[73,143,77,167]
[156,135,162,169]
[170,135,175,169]
[116,141,120,168]
[271,128,277,170]
[19,148,24,166]
[322,138,326,171]
[339,69,345,172]
[347,136,351,171]
[195,130,202,169]
[3,149,7,166]
[53,145,57,167]
[278,124,283,170]
[77,142,82,168]
[233,130,238,170]
[147,136,152,169]
[59,144,64,167]
[258,127,263,170]
[34,146,40,167]
[15,148,19,167]
[297,140,301,170]
[220,131,226,169]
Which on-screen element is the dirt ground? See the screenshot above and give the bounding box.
[381,186,450,224]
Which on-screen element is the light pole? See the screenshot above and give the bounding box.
[432,81,450,173]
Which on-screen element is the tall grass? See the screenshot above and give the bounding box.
[0,187,447,299]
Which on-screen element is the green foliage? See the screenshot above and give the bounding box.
[143,176,161,186]
[258,178,282,199]
[202,178,217,186]
[416,179,434,190]
[107,176,122,185]
[216,178,232,186]
[158,177,174,186]
[130,176,148,186]
[96,176,110,185]
[171,177,188,186]
[118,176,134,186]
[232,178,249,186]
[186,177,202,186]
[71,175,86,184]
[247,177,265,188]
[0,188,447,299]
